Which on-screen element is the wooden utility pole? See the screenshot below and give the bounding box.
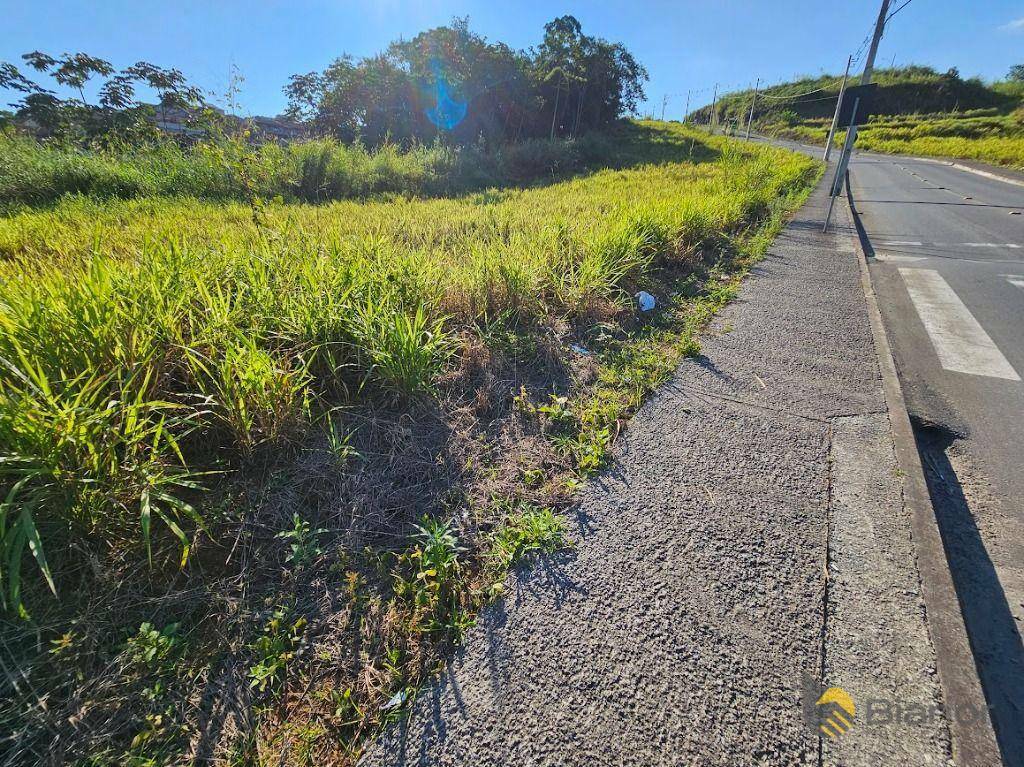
[744,78,760,141]
[661,94,668,121]
[683,89,690,123]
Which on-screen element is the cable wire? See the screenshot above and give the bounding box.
[886,0,914,22]
[758,86,830,100]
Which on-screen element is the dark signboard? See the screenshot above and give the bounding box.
[837,83,878,127]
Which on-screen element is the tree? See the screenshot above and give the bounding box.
[282,16,647,147]
[1009,65,1024,82]
[0,51,204,142]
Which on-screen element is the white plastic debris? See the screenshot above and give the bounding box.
[382,690,408,711]
[635,291,656,312]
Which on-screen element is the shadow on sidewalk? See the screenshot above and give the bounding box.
[913,418,1024,766]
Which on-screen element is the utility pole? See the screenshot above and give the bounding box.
[823,55,852,163]
[661,94,668,121]
[823,0,890,231]
[683,90,690,123]
[744,78,760,141]
[710,83,718,133]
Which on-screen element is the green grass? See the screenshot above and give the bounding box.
[767,109,1024,169]
[0,120,819,765]
[0,129,623,208]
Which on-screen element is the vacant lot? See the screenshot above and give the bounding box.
[0,121,817,765]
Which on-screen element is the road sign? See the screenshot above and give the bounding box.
[836,84,877,127]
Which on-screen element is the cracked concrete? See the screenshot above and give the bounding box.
[360,176,952,766]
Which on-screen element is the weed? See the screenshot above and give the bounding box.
[248,609,307,692]
[322,413,357,464]
[276,514,328,567]
[489,505,567,573]
[390,518,475,638]
[125,621,181,671]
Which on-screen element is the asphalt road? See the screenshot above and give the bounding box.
[846,152,1024,765]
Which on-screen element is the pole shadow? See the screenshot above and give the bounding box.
[913,418,1024,766]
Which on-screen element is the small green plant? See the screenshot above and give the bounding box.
[323,413,357,464]
[330,686,364,728]
[125,621,181,671]
[522,468,545,487]
[537,394,575,428]
[248,609,307,692]
[391,518,472,636]
[489,505,567,573]
[352,304,451,399]
[186,336,311,454]
[276,513,328,567]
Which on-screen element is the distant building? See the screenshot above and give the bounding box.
[148,103,305,142]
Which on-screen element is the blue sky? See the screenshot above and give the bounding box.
[3,0,1023,118]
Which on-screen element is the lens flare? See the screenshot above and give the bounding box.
[425,59,467,131]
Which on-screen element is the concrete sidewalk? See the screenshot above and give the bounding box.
[360,177,955,766]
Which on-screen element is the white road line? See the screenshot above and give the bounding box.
[1006,276,1024,291]
[899,268,1021,381]
[877,241,1020,249]
[874,253,927,263]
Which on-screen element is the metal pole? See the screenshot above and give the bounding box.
[822,93,860,232]
[823,0,890,232]
[683,90,690,123]
[661,94,668,121]
[744,78,760,141]
[823,55,852,163]
[710,83,718,133]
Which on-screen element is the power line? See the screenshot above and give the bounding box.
[758,86,830,100]
[885,0,914,22]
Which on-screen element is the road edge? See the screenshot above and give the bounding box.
[842,179,1002,767]
[908,155,1024,189]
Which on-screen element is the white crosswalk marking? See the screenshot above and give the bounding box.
[899,268,1020,381]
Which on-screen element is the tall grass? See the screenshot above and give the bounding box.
[0,130,625,208]
[0,121,818,611]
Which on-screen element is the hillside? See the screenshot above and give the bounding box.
[692,65,1023,126]
[691,66,1024,170]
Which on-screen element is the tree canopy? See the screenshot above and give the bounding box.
[0,51,204,141]
[284,16,647,146]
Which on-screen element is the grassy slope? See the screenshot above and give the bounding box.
[770,110,1024,169]
[0,121,819,765]
[695,66,1024,170]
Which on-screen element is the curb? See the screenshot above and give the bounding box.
[843,180,1003,767]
